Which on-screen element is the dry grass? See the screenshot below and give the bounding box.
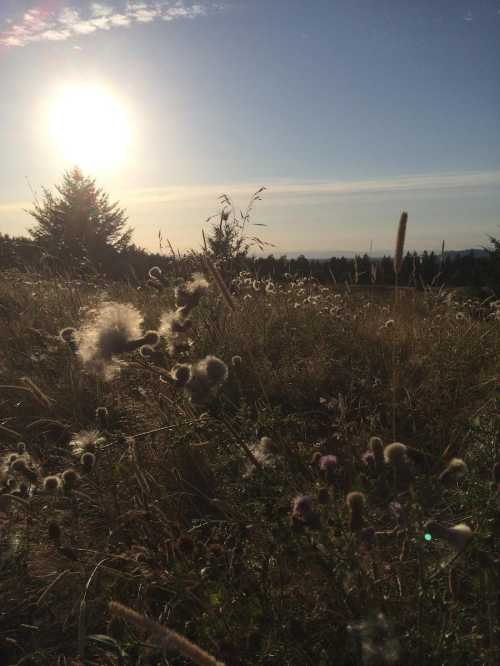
[0,267,498,665]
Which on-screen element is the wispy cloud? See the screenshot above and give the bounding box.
[120,170,500,206]
[0,2,213,48]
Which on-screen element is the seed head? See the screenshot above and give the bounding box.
[198,355,229,386]
[425,521,473,552]
[148,266,162,279]
[384,442,408,464]
[346,491,365,532]
[369,436,385,471]
[43,475,61,493]
[10,458,38,482]
[171,363,191,387]
[76,302,144,379]
[231,355,243,367]
[95,406,108,428]
[59,327,78,351]
[174,273,209,311]
[17,442,26,454]
[142,330,160,347]
[81,452,96,473]
[62,468,80,489]
[439,458,468,483]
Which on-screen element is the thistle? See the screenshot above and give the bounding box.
[95,406,108,429]
[291,495,316,526]
[439,458,468,483]
[346,491,365,532]
[384,442,413,490]
[43,475,61,493]
[62,468,80,490]
[424,521,473,552]
[75,302,150,380]
[81,452,96,473]
[175,273,210,313]
[59,327,78,352]
[69,430,105,457]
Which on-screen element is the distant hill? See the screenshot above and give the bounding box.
[255,248,489,260]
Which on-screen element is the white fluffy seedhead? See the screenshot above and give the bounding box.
[76,302,144,379]
[384,442,408,465]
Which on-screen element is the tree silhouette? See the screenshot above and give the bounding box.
[28,167,132,272]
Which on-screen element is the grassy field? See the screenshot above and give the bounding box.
[0,266,498,665]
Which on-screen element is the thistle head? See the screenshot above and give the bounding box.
[62,468,80,490]
[59,327,78,350]
[142,330,160,347]
[81,452,96,473]
[384,442,408,465]
[369,436,385,470]
[148,266,162,279]
[346,491,365,532]
[95,406,108,428]
[439,458,468,483]
[199,355,229,387]
[171,363,191,387]
[175,273,209,311]
[69,430,105,457]
[425,521,473,552]
[43,475,61,493]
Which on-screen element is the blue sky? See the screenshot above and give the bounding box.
[1,1,500,255]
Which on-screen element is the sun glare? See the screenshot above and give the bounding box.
[47,84,133,171]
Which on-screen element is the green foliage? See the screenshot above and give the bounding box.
[27,167,133,273]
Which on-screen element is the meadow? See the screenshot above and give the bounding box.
[0,261,498,665]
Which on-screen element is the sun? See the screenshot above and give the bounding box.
[47,84,133,171]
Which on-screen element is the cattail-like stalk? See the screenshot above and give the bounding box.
[393,212,408,276]
[439,458,468,483]
[204,256,236,312]
[109,601,225,666]
[384,442,413,491]
[425,521,473,552]
[346,491,365,532]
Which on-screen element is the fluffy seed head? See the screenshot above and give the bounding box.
[171,363,191,387]
[76,302,144,379]
[346,491,365,532]
[59,327,77,349]
[43,475,61,493]
[384,442,408,465]
[174,273,209,311]
[69,430,105,457]
[439,458,468,482]
[148,266,162,279]
[425,521,473,552]
[62,468,80,489]
[197,355,229,386]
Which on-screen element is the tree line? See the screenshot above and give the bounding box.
[1,167,499,292]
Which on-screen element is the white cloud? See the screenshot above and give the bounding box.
[91,3,114,18]
[0,2,214,48]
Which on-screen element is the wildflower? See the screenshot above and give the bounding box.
[346,491,365,532]
[148,266,162,280]
[424,521,473,552]
[384,442,413,490]
[439,458,468,483]
[69,430,105,457]
[185,356,228,404]
[291,495,319,528]
[62,468,80,490]
[95,406,108,428]
[81,452,96,473]
[10,458,38,483]
[76,302,147,379]
[43,475,61,493]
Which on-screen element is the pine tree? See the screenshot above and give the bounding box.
[27,167,132,272]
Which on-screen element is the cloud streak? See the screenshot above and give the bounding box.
[120,170,500,206]
[0,2,212,48]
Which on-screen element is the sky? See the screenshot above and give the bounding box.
[1,1,500,256]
